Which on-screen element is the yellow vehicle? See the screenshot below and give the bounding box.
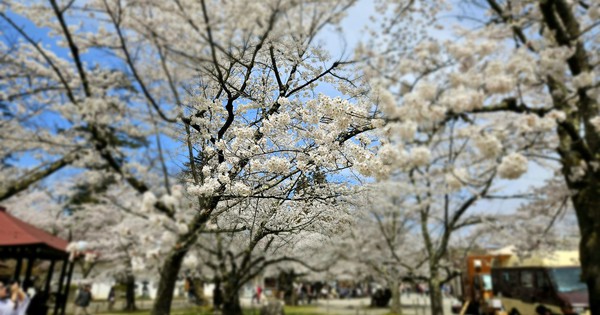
[491,251,589,315]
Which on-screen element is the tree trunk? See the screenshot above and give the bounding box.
[222,290,242,315]
[569,178,600,315]
[278,269,298,306]
[389,278,402,315]
[123,274,137,311]
[428,278,444,315]
[150,249,187,315]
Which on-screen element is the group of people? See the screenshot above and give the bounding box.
[0,277,105,315]
[295,282,337,304]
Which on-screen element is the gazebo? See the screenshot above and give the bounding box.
[0,205,75,315]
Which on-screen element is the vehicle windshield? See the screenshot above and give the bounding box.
[482,274,493,291]
[550,267,587,293]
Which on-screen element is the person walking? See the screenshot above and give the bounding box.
[185,277,199,305]
[251,285,262,304]
[73,284,93,315]
[213,279,223,311]
[107,285,116,311]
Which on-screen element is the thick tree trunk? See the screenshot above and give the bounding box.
[222,290,242,315]
[428,278,444,315]
[569,179,600,315]
[542,0,599,311]
[389,278,402,315]
[123,274,137,311]
[150,249,187,315]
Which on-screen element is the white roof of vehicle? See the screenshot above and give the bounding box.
[500,250,580,267]
[488,245,516,256]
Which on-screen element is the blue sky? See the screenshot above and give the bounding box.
[320,0,375,59]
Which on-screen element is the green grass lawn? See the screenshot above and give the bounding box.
[283,305,324,315]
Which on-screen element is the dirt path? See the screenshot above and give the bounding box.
[94,293,454,315]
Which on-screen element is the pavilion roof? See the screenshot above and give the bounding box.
[0,206,68,260]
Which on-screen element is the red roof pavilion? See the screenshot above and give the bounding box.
[0,206,68,259]
[0,205,74,315]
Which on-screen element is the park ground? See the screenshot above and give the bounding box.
[80,293,454,315]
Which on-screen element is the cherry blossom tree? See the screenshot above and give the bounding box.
[0,3,152,203]
[364,0,599,313]
[69,178,151,311]
[115,1,380,313]
[478,177,580,255]
[3,189,68,235]
[190,195,350,315]
[361,90,541,314]
[353,34,569,311]
[1,1,384,314]
[332,183,419,315]
[340,177,577,315]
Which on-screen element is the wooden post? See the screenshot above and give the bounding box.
[45,260,56,294]
[24,256,35,290]
[53,259,68,315]
[13,257,23,281]
[60,260,75,315]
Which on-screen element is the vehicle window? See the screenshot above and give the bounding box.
[536,271,548,290]
[550,267,587,293]
[521,270,534,288]
[507,271,519,287]
[482,275,493,291]
[502,271,510,284]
